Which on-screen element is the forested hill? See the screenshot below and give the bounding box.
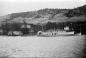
[9,8,69,19]
[65,5,86,17]
[0,5,86,24]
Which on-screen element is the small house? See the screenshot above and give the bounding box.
[8,31,23,36]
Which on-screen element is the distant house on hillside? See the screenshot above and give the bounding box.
[20,24,36,35]
[21,24,31,29]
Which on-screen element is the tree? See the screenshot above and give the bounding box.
[21,20,29,34]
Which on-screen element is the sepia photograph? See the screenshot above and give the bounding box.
[0,0,86,58]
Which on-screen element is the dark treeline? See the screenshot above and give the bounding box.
[0,21,86,35]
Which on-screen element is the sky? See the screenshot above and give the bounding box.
[0,0,86,16]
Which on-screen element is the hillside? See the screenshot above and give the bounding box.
[65,5,86,17]
[0,5,86,25]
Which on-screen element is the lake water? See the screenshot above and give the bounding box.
[0,35,85,58]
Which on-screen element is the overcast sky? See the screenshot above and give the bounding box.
[0,0,86,16]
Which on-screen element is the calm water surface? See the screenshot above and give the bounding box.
[0,35,85,58]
